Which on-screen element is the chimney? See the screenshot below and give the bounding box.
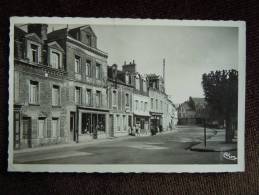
[28,24,48,41]
[133,59,135,64]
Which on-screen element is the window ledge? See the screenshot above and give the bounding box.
[29,103,40,106]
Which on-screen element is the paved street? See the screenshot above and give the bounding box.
[14,126,237,164]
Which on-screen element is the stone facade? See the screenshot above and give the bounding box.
[107,64,134,137]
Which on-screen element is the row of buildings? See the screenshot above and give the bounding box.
[13,24,177,150]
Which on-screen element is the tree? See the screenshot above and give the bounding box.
[202,69,238,143]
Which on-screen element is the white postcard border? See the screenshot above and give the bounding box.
[8,17,246,173]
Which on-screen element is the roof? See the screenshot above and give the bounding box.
[14,26,27,40]
[68,25,97,37]
[47,28,68,41]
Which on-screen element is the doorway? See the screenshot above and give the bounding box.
[70,112,75,142]
[22,117,32,148]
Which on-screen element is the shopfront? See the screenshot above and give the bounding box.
[150,112,163,132]
[134,114,150,131]
[77,107,109,140]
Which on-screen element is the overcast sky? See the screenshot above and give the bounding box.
[20,24,238,104]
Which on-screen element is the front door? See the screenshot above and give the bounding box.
[22,117,32,148]
[70,112,75,141]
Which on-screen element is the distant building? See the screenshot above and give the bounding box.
[177,97,206,125]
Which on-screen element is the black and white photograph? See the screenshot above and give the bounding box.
[8,17,245,172]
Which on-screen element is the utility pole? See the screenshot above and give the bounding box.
[204,118,207,147]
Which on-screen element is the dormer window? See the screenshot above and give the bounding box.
[31,44,39,63]
[135,75,140,90]
[51,51,61,69]
[143,79,147,92]
[125,74,129,84]
[86,34,91,46]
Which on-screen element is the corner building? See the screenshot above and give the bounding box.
[13,24,109,149]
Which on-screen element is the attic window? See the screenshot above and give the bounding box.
[31,44,39,63]
[86,34,91,46]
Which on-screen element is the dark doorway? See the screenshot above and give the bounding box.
[22,117,32,148]
[70,112,75,141]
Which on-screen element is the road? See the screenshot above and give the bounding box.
[14,126,237,164]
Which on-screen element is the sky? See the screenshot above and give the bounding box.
[20,24,238,104]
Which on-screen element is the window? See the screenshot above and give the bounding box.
[96,91,101,107]
[143,80,147,92]
[85,89,92,106]
[75,55,81,73]
[86,60,91,76]
[86,34,92,46]
[123,115,126,131]
[125,74,129,84]
[156,99,158,110]
[51,118,59,137]
[117,115,120,131]
[141,101,143,111]
[161,101,163,112]
[29,81,39,104]
[125,93,129,107]
[151,98,154,109]
[135,76,140,90]
[38,118,45,138]
[96,63,101,79]
[112,90,117,106]
[51,51,61,69]
[135,100,138,110]
[144,102,147,112]
[75,87,82,104]
[52,85,60,106]
[31,44,38,63]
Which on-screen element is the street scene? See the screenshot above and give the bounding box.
[10,20,239,167]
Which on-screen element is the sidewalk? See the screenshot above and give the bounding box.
[14,135,135,154]
[190,129,237,152]
[14,130,177,154]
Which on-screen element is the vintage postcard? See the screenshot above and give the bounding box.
[8,17,246,172]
